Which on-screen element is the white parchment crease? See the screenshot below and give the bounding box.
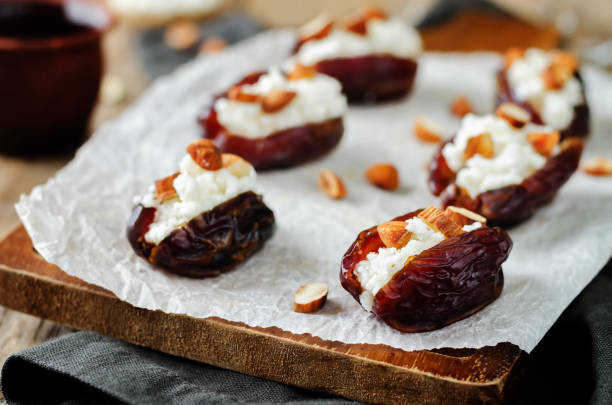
[16,30,612,353]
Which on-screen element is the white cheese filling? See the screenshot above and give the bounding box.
[355,219,482,312]
[137,154,256,245]
[442,114,552,198]
[507,48,584,131]
[214,67,347,139]
[295,18,422,66]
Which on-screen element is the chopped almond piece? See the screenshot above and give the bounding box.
[542,51,579,90]
[227,86,260,103]
[293,282,328,313]
[450,96,472,117]
[345,16,368,35]
[414,117,443,143]
[287,64,317,80]
[417,206,464,238]
[377,221,413,249]
[155,173,180,202]
[504,47,524,70]
[445,206,486,227]
[164,20,200,51]
[221,153,245,167]
[299,14,333,43]
[199,36,228,54]
[527,131,560,157]
[186,139,222,170]
[581,157,612,176]
[496,102,530,128]
[464,133,494,160]
[361,5,388,20]
[261,90,297,113]
[365,163,399,191]
[318,170,347,199]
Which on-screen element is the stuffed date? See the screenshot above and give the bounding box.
[199,66,347,170]
[127,139,275,277]
[340,206,511,332]
[428,111,583,227]
[497,47,589,139]
[291,7,421,103]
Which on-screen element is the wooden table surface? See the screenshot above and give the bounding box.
[0,24,148,400]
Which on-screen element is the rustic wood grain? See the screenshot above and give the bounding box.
[0,226,527,404]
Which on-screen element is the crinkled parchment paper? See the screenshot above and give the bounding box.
[16,30,612,353]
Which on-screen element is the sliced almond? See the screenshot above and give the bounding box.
[445,206,486,227]
[450,96,472,117]
[154,172,180,202]
[464,133,494,160]
[227,86,260,103]
[365,163,399,191]
[414,117,443,143]
[503,47,524,70]
[299,14,333,43]
[344,15,368,35]
[318,170,347,199]
[287,64,317,80]
[261,90,297,113]
[293,282,328,313]
[581,157,612,176]
[527,131,560,157]
[417,206,464,238]
[164,20,200,51]
[377,221,413,249]
[199,36,228,54]
[221,153,245,167]
[542,51,578,90]
[186,139,222,171]
[496,102,530,128]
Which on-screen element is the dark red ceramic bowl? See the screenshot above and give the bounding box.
[0,0,114,156]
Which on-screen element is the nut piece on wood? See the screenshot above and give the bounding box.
[287,64,317,80]
[414,117,443,143]
[365,163,399,191]
[527,131,560,157]
[464,133,494,160]
[377,221,412,249]
[450,96,472,117]
[164,20,200,51]
[496,103,530,128]
[581,157,612,176]
[445,206,487,227]
[199,37,228,55]
[155,173,180,202]
[187,139,222,170]
[293,282,328,313]
[227,86,260,103]
[261,90,297,113]
[299,14,333,43]
[504,47,524,70]
[318,170,347,199]
[417,206,464,238]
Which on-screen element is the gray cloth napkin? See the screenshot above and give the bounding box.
[0,332,357,404]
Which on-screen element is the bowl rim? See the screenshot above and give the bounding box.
[0,0,115,51]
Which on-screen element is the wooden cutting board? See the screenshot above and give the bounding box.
[0,225,526,404]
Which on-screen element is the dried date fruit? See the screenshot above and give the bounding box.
[496,69,590,139]
[340,209,512,333]
[429,136,583,227]
[199,71,344,170]
[313,55,418,103]
[128,191,275,278]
